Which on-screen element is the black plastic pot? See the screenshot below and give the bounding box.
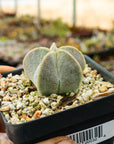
[0,55,114,144]
[86,47,114,58]
[0,58,19,67]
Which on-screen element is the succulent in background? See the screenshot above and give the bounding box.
[39,18,69,39]
[23,43,86,96]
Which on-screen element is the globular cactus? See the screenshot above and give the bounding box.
[23,43,86,96]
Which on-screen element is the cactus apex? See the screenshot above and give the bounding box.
[50,42,58,51]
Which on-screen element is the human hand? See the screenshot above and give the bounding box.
[37,136,76,144]
[0,65,17,73]
[0,133,76,144]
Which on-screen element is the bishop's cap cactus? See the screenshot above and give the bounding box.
[23,43,86,96]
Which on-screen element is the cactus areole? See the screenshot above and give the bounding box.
[23,43,86,96]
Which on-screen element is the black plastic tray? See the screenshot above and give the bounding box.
[0,55,114,144]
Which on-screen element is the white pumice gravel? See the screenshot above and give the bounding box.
[0,65,114,124]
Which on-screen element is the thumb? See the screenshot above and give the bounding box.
[57,139,76,144]
[0,65,16,73]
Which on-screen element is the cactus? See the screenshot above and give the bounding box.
[23,43,86,96]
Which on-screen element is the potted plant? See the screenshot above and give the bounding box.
[0,43,114,144]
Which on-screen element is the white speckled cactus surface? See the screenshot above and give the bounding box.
[23,43,86,96]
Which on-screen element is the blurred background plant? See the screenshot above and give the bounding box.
[0,0,114,74]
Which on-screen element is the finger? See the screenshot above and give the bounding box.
[0,65,16,73]
[0,133,13,144]
[37,136,71,144]
[57,139,76,144]
[0,120,5,133]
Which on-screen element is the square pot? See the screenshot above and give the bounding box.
[0,55,114,144]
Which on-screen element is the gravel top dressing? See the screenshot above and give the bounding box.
[0,64,114,124]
